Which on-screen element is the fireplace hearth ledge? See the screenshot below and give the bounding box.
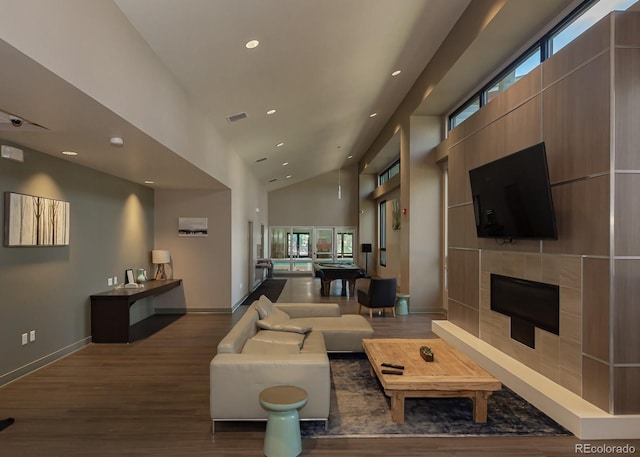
[432,320,640,440]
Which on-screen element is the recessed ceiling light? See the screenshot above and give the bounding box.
[369,112,378,118]
[109,136,124,147]
[286,175,292,179]
[347,155,353,159]
[62,151,78,156]
[392,70,402,76]
[256,157,267,163]
[245,39,260,49]
[268,178,277,183]
[276,142,284,147]
[144,180,155,184]
[267,109,276,115]
[282,162,289,166]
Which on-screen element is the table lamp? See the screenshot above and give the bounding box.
[152,249,171,279]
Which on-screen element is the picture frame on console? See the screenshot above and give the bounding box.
[125,269,135,285]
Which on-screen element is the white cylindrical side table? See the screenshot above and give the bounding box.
[259,385,308,457]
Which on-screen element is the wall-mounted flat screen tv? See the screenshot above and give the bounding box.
[468,142,557,240]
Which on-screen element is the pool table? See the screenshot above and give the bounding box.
[313,262,365,296]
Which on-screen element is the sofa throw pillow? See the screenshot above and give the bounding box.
[270,322,313,334]
[251,330,305,349]
[255,295,275,318]
[241,338,300,355]
[256,305,290,327]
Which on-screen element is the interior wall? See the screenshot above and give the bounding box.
[442,12,640,414]
[268,165,358,228]
[377,192,401,281]
[407,115,443,312]
[153,189,232,312]
[229,153,269,304]
[444,46,593,407]
[358,173,376,274]
[0,143,154,386]
[610,11,640,415]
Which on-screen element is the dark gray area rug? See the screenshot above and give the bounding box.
[240,278,287,306]
[301,355,572,438]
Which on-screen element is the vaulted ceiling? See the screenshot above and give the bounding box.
[0,0,580,190]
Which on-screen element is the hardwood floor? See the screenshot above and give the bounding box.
[0,276,635,456]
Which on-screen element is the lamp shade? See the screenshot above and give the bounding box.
[152,249,171,264]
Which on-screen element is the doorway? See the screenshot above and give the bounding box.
[248,220,254,291]
[269,226,356,273]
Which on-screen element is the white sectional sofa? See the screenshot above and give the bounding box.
[209,295,374,432]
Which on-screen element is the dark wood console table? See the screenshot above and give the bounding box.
[90,279,182,343]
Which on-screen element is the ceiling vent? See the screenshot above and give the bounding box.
[226,112,248,123]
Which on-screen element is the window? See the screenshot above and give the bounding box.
[449,96,480,130]
[550,0,637,54]
[287,232,310,257]
[448,0,636,131]
[336,232,353,258]
[378,159,400,186]
[486,48,541,103]
[379,201,387,267]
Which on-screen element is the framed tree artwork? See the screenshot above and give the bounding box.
[4,192,70,247]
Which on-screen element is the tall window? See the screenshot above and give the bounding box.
[379,201,387,267]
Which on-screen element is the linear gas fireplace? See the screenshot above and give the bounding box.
[490,274,560,349]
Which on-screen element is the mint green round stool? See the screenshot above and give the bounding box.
[259,385,308,457]
[395,293,410,316]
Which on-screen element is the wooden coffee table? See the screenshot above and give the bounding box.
[362,338,501,424]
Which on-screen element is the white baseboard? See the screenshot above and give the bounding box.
[432,320,640,440]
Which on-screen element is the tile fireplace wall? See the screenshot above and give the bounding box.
[438,12,640,414]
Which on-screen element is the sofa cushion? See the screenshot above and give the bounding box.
[299,330,326,354]
[256,306,291,330]
[257,310,312,334]
[289,315,374,352]
[255,295,277,318]
[258,320,312,334]
[251,330,305,348]
[241,338,300,355]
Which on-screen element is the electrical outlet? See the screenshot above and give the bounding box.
[21,333,28,345]
[108,277,113,286]
[29,330,36,342]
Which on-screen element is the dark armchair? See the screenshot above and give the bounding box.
[357,277,397,318]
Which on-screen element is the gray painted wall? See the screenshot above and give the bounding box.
[0,143,154,385]
[268,165,358,228]
[153,189,232,312]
